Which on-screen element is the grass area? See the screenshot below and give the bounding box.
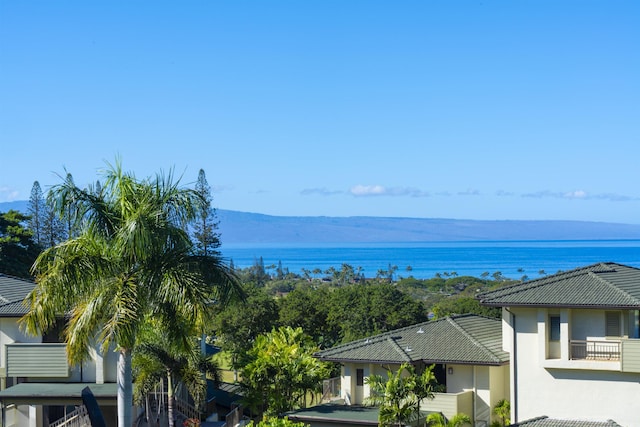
[211,350,239,383]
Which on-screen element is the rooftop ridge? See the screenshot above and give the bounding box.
[587,270,640,305]
[478,262,620,302]
[387,337,412,362]
[446,316,501,364]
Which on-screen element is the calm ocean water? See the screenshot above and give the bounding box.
[220,240,640,280]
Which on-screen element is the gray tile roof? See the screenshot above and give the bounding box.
[478,262,640,309]
[0,274,34,316]
[512,416,622,427]
[315,314,508,366]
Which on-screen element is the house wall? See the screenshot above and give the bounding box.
[509,307,640,427]
[0,318,42,369]
[340,361,509,426]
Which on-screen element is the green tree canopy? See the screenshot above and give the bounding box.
[240,326,331,417]
[328,283,428,343]
[0,210,40,278]
[211,283,279,372]
[431,296,500,319]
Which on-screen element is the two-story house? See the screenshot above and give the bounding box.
[304,314,510,427]
[478,262,640,427]
[0,274,119,426]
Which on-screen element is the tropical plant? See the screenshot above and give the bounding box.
[493,399,510,427]
[365,363,419,427]
[426,412,471,427]
[412,365,437,420]
[240,326,331,416]
[247,415,309,427]
[20,161,242,427]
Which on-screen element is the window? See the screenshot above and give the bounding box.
[549,315,560,341]
[606,311,621,337]
[356,368,364,386]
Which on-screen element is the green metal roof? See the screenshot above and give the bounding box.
[512,416,622,427]
[315,314,508,366]
[478,262,640,309]
[0,274,34,316]
[286,404,380,425]
[0,382,118,405]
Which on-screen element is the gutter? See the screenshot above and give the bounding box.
[504,307,518,424]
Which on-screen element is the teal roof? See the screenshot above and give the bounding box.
[478,262,640,309]
[0,382,118,405]
[287,404,380,425]
[513,417,622,427]
[0,274,34,316]
[315,314,508,366]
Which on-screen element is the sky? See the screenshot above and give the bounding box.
[1,1,639,224]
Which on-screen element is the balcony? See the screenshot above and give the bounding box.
[570,340,620,361]
[4,343,69,378]
[544,339,640,372]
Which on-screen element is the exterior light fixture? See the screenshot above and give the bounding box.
[448,367,453,375]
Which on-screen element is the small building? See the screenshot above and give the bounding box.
[309,314,510,427]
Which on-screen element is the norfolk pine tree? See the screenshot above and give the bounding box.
[193,169,220,256]
[28,181,46,247]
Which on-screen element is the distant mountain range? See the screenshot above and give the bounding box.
[3,200,640,243]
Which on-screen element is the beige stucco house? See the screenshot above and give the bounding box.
[308,314,510,427]
[478,262,640,427]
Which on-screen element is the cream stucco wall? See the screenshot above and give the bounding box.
[341,361,509,426]
[509,307,640,427]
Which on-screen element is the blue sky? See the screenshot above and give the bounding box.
[1,1,639,223]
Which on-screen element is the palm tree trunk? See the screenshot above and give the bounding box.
[167,373,175,427]
[117,349,133,427]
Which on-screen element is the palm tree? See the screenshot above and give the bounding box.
[134,324,220,427]
[21,161,242,427]
[365,363,418,427]
[426,412,471,427]
[412,364,437,422]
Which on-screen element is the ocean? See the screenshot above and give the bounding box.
[220,240,640,280]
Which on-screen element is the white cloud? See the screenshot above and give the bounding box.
[563,190,587,199]
[349,185,429,197]
[458,188,480,196]
[0,187,20,202]
[350,185,387,196]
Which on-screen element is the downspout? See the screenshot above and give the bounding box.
[472,365,476,426]
[504,308,518,424]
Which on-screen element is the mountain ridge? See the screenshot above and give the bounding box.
[3,200,640,244]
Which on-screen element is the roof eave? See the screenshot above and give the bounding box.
[480,302,640,310]
[317,356,507,366]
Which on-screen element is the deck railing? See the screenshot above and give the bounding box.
[49,405,91,427]
[570,340,621,360]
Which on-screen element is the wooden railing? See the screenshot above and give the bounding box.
[322,377,341,402]
[570,340,621,360]
[50,406,91,427]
